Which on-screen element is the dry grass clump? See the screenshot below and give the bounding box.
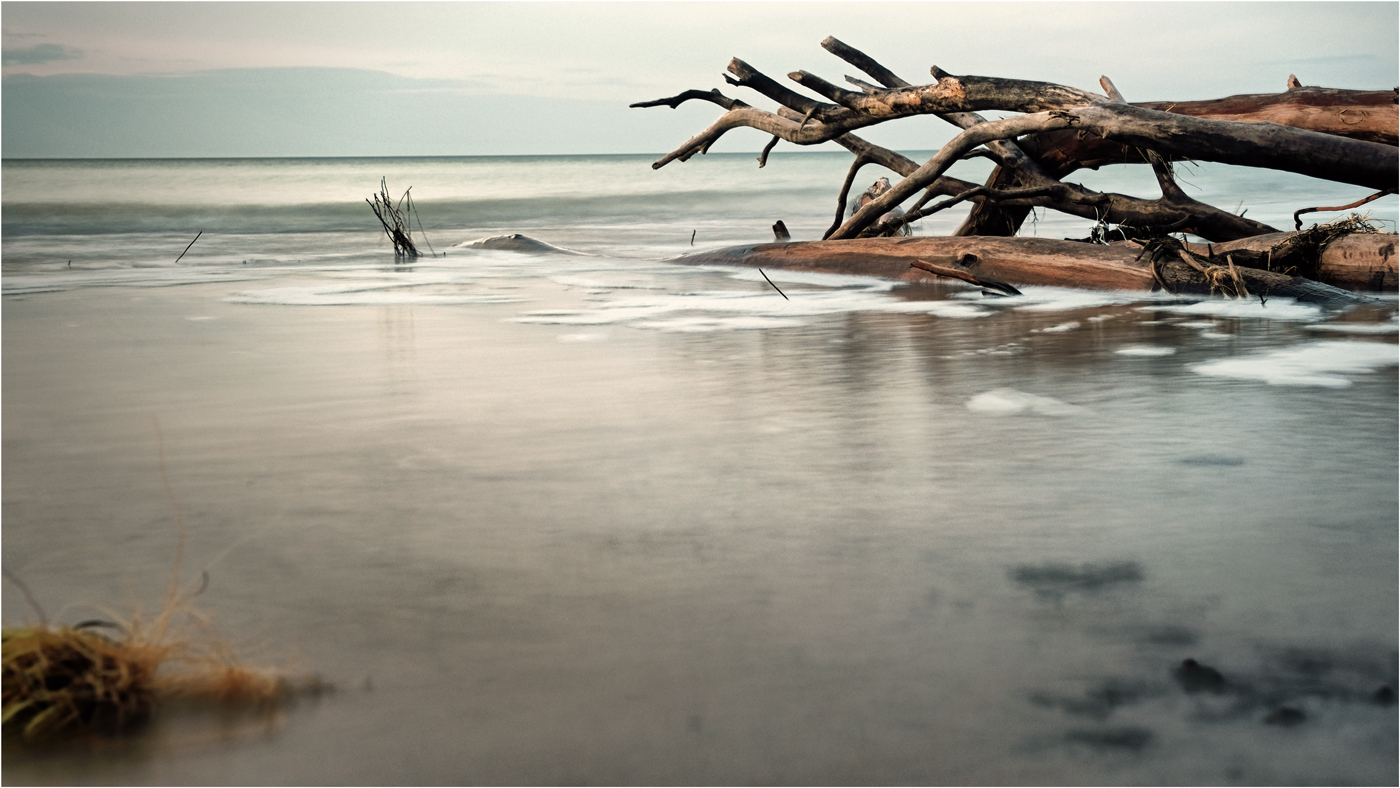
[2,598,320,743]
[4,419,325,743]
[2,625,161,740]
[1269,213,1381,279]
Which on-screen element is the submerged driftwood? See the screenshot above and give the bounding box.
[634,37,1398,295]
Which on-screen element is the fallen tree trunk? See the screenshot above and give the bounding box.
[634,38,1398,294]
[957,83,1398,237]
[672,236,1388,304]
[1184,229,1398,291]
[833,105,1395,240]
[1014,86,1399,175]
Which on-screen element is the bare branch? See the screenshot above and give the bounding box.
[1293,189,1394,229]
[629,89,747,111]
[821,36,911,89]
[726,58,848,121]
[825,154,873,240]
[788,70,863,106]
[757,135,780,168]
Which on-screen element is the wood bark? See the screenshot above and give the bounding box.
[832,104,1393,239]
[958,84,1396,237]
[633,38,1398,293]
[1184,231,1398,291]
[672,236,1385,304]
[640,69,1396,192]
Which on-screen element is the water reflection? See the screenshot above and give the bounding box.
[3,269,1395,785]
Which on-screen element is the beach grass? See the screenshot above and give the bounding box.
[2,594,322,742]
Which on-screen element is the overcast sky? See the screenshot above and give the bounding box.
[3,1,1397,158]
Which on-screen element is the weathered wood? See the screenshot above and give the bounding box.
[1014,88,1399,174]
[1185,231,1398,291]
[789,68,1107,117]
[672,237,1378,304]
[643,66,1397,192]
[959,86,1398,237]
[831,104,1396,239]
[1143,86,1399,146]
[909,259,1022,295]
[634,40,1398,294]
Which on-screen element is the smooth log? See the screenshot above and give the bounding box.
[670,237,1378,304]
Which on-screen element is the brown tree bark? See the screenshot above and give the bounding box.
[825,107,1394,240]
[633,38,1398,290]
[672,236,1387,303]
[958,84,1398,237]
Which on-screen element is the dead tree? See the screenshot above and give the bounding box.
[632,37,1398,289]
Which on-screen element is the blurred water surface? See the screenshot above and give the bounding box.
[3,154,1397,785]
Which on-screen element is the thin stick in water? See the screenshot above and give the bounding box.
[758,268,789,300]
[174,231,203,263]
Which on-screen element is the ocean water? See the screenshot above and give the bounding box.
[2,153,1397,785]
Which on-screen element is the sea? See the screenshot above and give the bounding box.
[2,152,1397,785]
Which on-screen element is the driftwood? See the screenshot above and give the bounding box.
[367,178,422,260]
[959,83,1398,238]
[672,236,1379,305]
[1184,221,1397,291]
[634,37,1398,293]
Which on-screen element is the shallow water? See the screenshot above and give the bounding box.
[3,155,1397,785]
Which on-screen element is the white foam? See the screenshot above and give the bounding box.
[633,316,807,332]
[715,266,899,291]
[1307,320,1400,335]
[1036,321,1081,333]
[512,286,991,328]
[1116,345,1177,357]
[550,274,667,291]
[1141,297,1322,322]
[1190,340,1398,387]
[226,285,523,306]
[1006,287,1176,313]
[966,388,1090,416]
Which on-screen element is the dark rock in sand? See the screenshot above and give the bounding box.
[1175,658,1227,694]
[1372,685,1396,706]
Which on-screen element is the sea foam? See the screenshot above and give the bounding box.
[1190,340,1398,387]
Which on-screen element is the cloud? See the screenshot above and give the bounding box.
[3,43,82,67]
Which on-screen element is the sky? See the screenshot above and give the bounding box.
[2,1,1397,158]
